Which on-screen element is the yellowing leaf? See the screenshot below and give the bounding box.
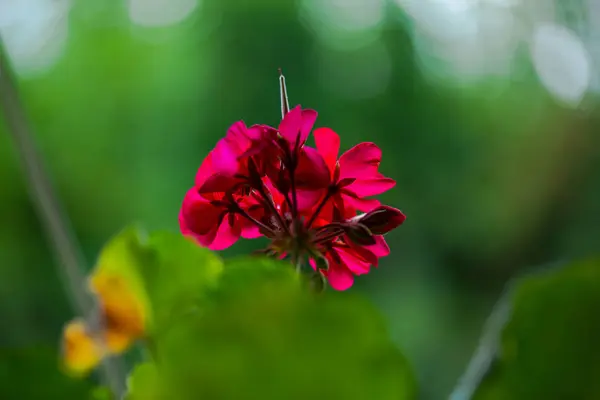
[91,226,153,333]
[89,271,146,353]
[61,319,104,375]
[60,226,225,377]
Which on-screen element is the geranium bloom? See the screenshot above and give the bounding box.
[179,70,405,290]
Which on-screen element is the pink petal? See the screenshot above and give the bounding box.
[344,177,396,197]
[194,153,214,188]
[299,108,318,145]
[338,142,382,180]
[338,247,371,274]
[278,105,302,144]
[198,173,242,194]
[241,223,261,239]
[225,121,250,148]
[240,204,264,239]
[314,127,340,177]
[179,189,222,236]
[278,106,317,146]
[312,197,335,224]
[208,215,241,250]
[344,240,378,267]
[295,146,330,189]
[324,263,355,291]
[211,138,239,176]
[295,189,324,212]
[367,235,390,257]
[342,194,381,213]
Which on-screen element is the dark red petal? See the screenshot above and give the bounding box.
[341,192,380,213]
[295,146,330,189]
[313,127,340,177]
[278,106,318,147]
[179,189,223,237]
[338,142,382,180]
[344,176,396,197]
[198,173,244,194]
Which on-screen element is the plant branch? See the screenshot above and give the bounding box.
[449,261,564,400]
[448,284,513,400]
[0,38,126,397]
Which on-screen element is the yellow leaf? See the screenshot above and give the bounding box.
[90,271,146,353]
[61,319,104,376]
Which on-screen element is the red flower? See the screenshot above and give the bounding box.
[311,127,396,221]
[179,148,263,250]
[179,70,406,290]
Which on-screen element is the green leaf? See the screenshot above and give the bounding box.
[150,255,416,400]
[141,231,223,334]
[92,226,223,336]
[123,363,161,400]
[473,258,600,400]
[89,386,114,400]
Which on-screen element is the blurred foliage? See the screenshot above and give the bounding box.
[0,346,94,399]
[474,258,600,399]
[1,0,600,398]
[92,228,416,399]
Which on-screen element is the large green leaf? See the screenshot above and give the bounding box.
[133,255,417,400]
[140,231,223,334]
[123,363,161,400]
[473,258,600,399]
[92,227,223,336]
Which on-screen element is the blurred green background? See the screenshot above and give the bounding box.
[1,0,599,398]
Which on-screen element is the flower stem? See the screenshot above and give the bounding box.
[233,205,275,237]
[291,251,303,274]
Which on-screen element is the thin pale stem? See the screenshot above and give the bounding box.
[278,68,289,119]
[449,261,564,400]
[0,38,126,397]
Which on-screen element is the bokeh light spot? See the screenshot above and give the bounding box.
[0,0,70,76]
[531,23,591,106]
[300,0,386,51]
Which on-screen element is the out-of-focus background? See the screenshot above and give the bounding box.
[1,0,599,398]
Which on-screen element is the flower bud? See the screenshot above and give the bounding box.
[343,223,376,246]
[353,206,406,235]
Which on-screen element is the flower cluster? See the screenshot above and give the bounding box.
[179,72,405,290]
